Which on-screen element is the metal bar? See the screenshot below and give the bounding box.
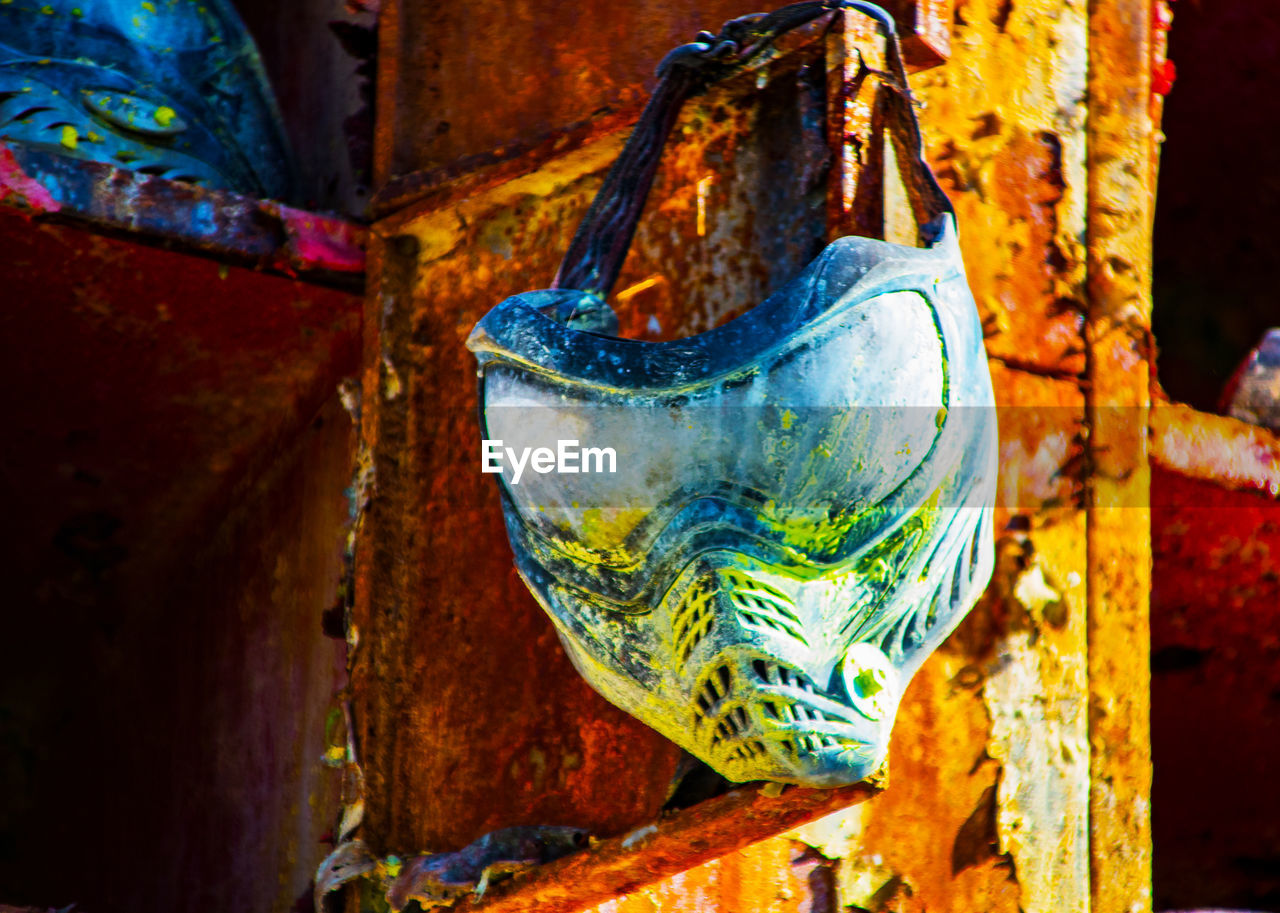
[1,141,366,289]
[458,779,882,913]
[1085,0,1157,908]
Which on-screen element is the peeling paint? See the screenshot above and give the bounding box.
[914,0,1089,373]
[0,143,60,212]
[985,517,1090,913]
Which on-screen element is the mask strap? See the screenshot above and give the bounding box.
[552,1,951,297]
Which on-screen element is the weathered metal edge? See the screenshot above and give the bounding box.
[371,14,843,225]
[0,140,366,290]
[456,777,883,913]
[1150,402,1280,499]
[1084,0,1157,907]
[370,107,643,225]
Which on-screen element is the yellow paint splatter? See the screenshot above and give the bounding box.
[154,105,176,127]
[617,274,664,302]
[141,0,155,10]
[696,175,714,237]
[59,126,78,150]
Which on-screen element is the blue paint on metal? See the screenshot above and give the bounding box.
[0,0,295,200]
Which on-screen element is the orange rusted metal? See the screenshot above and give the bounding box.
[373,0,954,189]
[1086,0,1157,910]
[826,14,888,242]
[894,0,953,69]
[1152,403,1280,498]
[457,779,880,913]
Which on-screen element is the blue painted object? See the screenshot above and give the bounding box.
[0,0,295,199]
[468,1,997,787]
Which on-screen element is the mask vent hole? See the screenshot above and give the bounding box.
[730,586,809,645]
[673,582,715,665]
[723,710,743,736]
[925,584,943,631]
[696,664,734,717]
[903,614,925,652]
[5,105,55,125]
[950,547,966,611]
[763,701,780,719]
[969,514,986,581]
[752,659,771,683]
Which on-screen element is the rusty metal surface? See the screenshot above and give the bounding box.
[1152,404,1280,498]
[1151,465,1280,911]
[1086,0,1157,908]
[864,1,1097,904]
[0,202,361,911]
[373,0,952,187]
[583,833,843,913]
[2,140,366,286]
[461,779,881,913]
[907,0,1088,376]
[898,0,953,67]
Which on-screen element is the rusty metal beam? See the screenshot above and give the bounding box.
[825,12,888,241]
[1151,403,1280,498]
[459,779,881,913]
[891,0,953,69]
[1,141,366,289]
[1085,0,1157,908]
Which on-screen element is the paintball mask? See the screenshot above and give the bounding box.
[468,1,997,787]
[0,0,295,199]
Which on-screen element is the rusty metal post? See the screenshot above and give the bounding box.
[1086,0,1157,909]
